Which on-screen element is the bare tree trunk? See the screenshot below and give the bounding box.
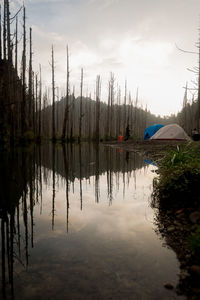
[110,73,114,138]
[0,5,2,60]
[127,92,131,126]
[62,45,69,141]
[42,88,48,137]
[117,86,121,136]
[28,27,32,128]
[134,87,139,137]
[32,72,35,135]
[21,5,26,136]
[3,0,7,59]
[130,97,133,136]
[88,92,91,141]
[182,82,188,132]
[95,75,101,142]
[70,87,75,141]
[78,68,83,143]
[6,0,11,62]
[106,81,111,140]
[15,15,18,71]
[35,74,38,136]
[123,80,127,135]
[38,64,42,139]
[51,45,56,141]
[56,88,59,134]
[196,36,200,129]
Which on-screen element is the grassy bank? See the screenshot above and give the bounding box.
[152,142,200,210]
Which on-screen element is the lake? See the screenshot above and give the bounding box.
[0,143,183,299]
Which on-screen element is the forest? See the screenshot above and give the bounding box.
[0,1,200,145]
[1,2,200,300]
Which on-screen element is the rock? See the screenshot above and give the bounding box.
[167,225,176,232]
[164,283,174,290]
[174,220,181,226]
[189,265,200,276]
[189,211,200,224]
[177,213,185,219]
[179,270,189,279]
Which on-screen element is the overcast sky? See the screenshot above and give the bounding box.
[7,0,200,116]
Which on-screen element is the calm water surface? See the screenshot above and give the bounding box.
[0,144,183,299]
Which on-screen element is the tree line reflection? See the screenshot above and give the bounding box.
[0,143,145,299]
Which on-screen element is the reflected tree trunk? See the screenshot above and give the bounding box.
[62,144,70,233]
[52,144,56,230]
[79,144,83,210]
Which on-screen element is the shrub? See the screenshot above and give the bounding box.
[189,226,200,254]
[152,143,200,210]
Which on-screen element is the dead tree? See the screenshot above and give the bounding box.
[78,68,83,143]
[56,87,59,134]
[15,15,18,71]
[6,0,11,62]
[95,75,101,141]
[42,88,48,137]
[51,45,56,141]
[176,35,200,128]
[28,27,33,128]
[110,73,114,138]
[70,86,75,141]
[134,87,139,136]
[3,0,6,59]
[106,81,111,140]
[0,5,2,60]
[38,64,42,139]
[35,74,38,135]
[21,5,26,136]
[123,80,127,135]
[88,92,92,140]
[117,86,121,136]
[62,45,69,141]
[32,71,35,134]
[196,34,200,128]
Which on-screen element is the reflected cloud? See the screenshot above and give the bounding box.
[0,144,180,299]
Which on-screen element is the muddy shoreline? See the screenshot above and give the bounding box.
[103,140,189,162]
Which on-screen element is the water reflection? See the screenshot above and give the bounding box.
[152,202,200,299]
[0,144,181,299]
[0,148,36,299]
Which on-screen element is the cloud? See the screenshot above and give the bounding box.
[88,0,119,10]
[6,0,200,115]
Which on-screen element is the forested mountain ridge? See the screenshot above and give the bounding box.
[41,94,177,141]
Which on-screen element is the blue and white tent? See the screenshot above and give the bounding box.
[143,124,164,140]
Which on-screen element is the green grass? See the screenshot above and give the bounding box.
[152,142,200,210]
[189,226,200,254]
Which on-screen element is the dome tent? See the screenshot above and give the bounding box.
[150,124,190,140]
[143,124,164,140]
